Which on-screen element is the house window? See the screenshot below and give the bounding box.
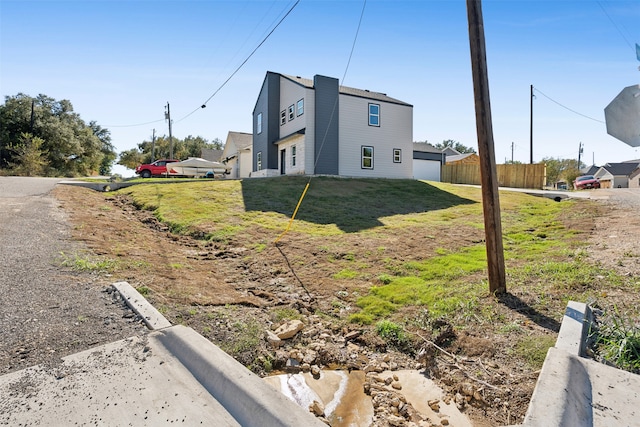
[393,148,402,163]
[362,146,374,169]
[280,110,286,126]
[257,113,263,134]
[296,99,304,116]
[368,103,380,127]
[288,104,295,121]
[257,152,262,171]
[291,145,297,166]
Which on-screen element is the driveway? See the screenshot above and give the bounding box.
[0,176,146,375]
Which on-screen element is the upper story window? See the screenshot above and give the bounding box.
[257,151,262,170]
[368,103,380,127]
[257,113,263,134]
[288,104,295,121]
[296,99,304,116]
[291,145,297,166]
[362,146,374,169]
[280,110,286,126]
[393,148,402,163]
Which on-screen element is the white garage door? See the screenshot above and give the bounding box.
[413,159,441,182]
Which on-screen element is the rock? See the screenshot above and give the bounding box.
[387,415,406,426]
[265,330,282,348]
[344,330,362,341]
[428,399,440,412]
[309,400,325,416]
[275,319,304,339]
[460,382,475,397]
[311,365,321,378]
[391,381,402,390]
[441,418,450,426]
[455,393,467,409]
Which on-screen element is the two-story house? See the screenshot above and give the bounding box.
[251,72,413,179]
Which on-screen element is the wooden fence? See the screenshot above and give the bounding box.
[441,163,547,189]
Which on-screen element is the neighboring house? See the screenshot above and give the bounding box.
[594,162,640,188]
[442,147,460,157]
[581,165,600,176]
[445,152,480,165]
[221,131,253,179]
[201,148,223,163]
[413,142,444,181]
[251,72,413,179]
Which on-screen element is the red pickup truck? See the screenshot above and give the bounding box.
[135,159,179,178]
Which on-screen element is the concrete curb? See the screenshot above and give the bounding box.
[515,301,640,427]
[155,325,326,427]
[110,282,324,426]
[112,281,172,330]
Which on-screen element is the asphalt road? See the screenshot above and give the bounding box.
[0,176,146,375]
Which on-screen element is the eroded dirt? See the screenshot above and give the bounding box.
[52,184,640,426]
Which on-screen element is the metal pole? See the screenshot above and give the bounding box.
[466,0,506,294]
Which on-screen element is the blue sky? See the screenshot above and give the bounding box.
[1,0,639,176]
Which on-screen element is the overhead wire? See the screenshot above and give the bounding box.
[596,1,636,53]
[533,87,605,124]
[275,0,367,245]
[177,0,301,123]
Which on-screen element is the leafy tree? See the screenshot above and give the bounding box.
[9,133,47,176]
[0,93,113,176]
[89,121,115,175]
[434,139,477,154]
[118,149,144,170]
[540,157,580,186]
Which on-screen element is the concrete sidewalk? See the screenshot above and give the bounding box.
[0,283,325,427]
[513,301,640,427]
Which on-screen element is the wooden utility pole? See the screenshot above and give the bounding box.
[466,0,506,294]
[530,84,534,164]
[151,129,156,162]
[165,102,173,160]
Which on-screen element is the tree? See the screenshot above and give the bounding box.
[89,121,115,175]
[0,93,114,176]
[540,157,580,186]
[433,139,477,154]
[9,133,47,176]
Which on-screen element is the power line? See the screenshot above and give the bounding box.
[596,1,635,52]
[314,0,367,171]
[533,87,605,124]
[105,118,164,128]
[177,0,300,123]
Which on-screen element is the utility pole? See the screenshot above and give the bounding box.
[511,141,514,163]
[578,142,583,169]
[151,129,156,162]
[530,84,534,164]
[466,0,506,295]
[165,103,173,159]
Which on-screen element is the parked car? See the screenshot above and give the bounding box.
[573,175,600,190]
[135,159,179,178]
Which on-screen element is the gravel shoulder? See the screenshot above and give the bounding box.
[0,177,147,375]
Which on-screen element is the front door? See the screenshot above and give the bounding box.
[280,149,286,175]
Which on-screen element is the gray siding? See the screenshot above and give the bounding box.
[313,75,339,175]
[253,72,281,171]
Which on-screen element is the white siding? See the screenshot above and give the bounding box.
[279,77,316,175]
[338,95,413,178]
[413,159,441,181]
[279,78,307,137]
[277,135,306,175]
